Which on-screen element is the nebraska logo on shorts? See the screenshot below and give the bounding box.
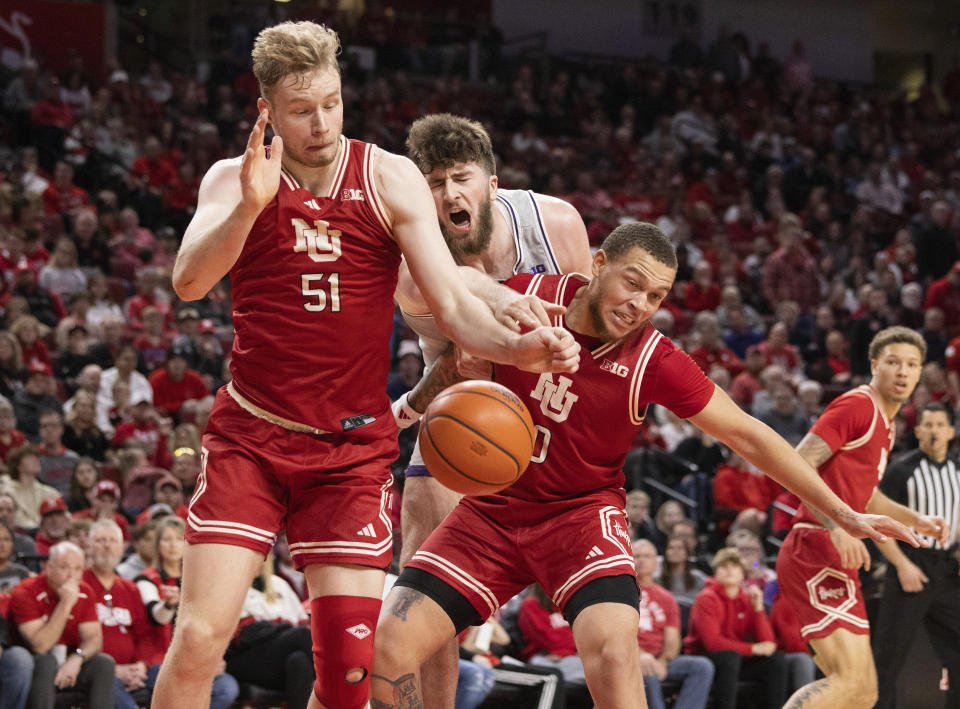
[800,567,868,636]
[346,623,372,639]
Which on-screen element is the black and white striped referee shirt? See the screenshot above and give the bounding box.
[880,449,960,550]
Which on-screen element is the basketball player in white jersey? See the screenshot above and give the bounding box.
[391,113,594,706]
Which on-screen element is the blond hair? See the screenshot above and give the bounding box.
[252,21,340,99]
[712,546,745,571]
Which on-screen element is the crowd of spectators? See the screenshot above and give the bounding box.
[1,4,960,707]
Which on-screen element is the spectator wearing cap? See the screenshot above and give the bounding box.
[62,390,109,462]
[169,307,202,366]
[12,541,116,708]
[112,399,171,470]
[117,520,156,581]
[133,306,174,374]
[1,444,58,530]
[53,323,97,395]
[34,495,71,556]
[97,345,153,438]
[73,480,131,542]
[38,237,87,300]
[148,346,209,421]
[925,261,960,338]
[36,409,79,495]
[387,340,423,401]
[12,360,62,441]
[148,474,187,522]
[3,267,66,329]
[0,395,27,468]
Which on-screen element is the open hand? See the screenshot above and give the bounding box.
[832,511,924,548]
[240,110,284,214]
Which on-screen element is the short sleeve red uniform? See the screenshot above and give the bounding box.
[405,274,715,619]
[775,385,893,640]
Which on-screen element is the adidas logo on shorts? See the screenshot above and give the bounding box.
[585,546,603,560]
[356,524,376,537]
[346,623,372,639]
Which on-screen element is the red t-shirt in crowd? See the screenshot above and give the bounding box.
[41,184,91,215]
[637,583,680,657]
[10,574,98,651]
[148,368,209,416]
[82,568,152,665]
[518,596,578,660]
[683,578,775,656]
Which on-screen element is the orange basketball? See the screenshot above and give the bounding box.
[418,380,536,495]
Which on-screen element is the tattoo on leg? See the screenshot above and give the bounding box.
[371,673,423,709]
[783,678,831,708]
[388,588,425,621]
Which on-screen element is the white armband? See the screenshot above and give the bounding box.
[392,391,422,429]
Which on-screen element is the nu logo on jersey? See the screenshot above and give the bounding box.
[531,373,579,423]
[600,358,629,377]
[292,218,342,263]
[342,188,365,201]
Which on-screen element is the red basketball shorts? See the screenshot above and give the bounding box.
[775,524,870,641]
[186,388,397,569]
[404,491,635,620]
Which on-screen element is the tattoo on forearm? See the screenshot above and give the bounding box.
[796,433,834,470]
[408,347,464,411]
[783,678,831,708]
[371,673,423,709]
[810,506,839,531]
[388,588,425,622]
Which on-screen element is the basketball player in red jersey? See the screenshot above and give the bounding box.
[371,222,923,709]
[392,113,594,707]
[776,326,948,709]
[152,22,579,709]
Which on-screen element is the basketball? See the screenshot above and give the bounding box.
[418,380,536,495]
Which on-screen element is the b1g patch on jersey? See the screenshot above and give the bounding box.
[341,414,376,431]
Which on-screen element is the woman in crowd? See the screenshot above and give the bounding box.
[0,520,30,592]
[62,391,109,461]
[9,314,50,367]
[136,516,237,709]
[65,456,100,512]
[38,237,88,299]
[684,547,788,709]
[225,553,313,709]
[657,532,708,609]
[98,345,152,434]
[653,499,686,553]
[0,444,58,530]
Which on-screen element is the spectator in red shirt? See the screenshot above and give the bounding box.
[713,454,780,522]
[730,345,766,408]
[112,401,171,471]
[517,584,585,685]
[131,136,177,193]
[41,161,91,217]
[684,547,788,709]
[148,346,209,421]
[761,214,821,314]
[756,322,803,381]
[10,541,116,707]
[30,75,74,172]
[72,481,131,542]
[133,306,174,374]
[83,519,154,705]
[122,268,170,331]
[34,495,72,556]
[924,261,960,337]
[632,539,714,709]
[689,311,744,378]
[683,260,721,313]
[766,579,816,697]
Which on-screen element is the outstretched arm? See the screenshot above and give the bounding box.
[687,387,922,547]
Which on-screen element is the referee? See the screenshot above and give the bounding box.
[873,402,960,709]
